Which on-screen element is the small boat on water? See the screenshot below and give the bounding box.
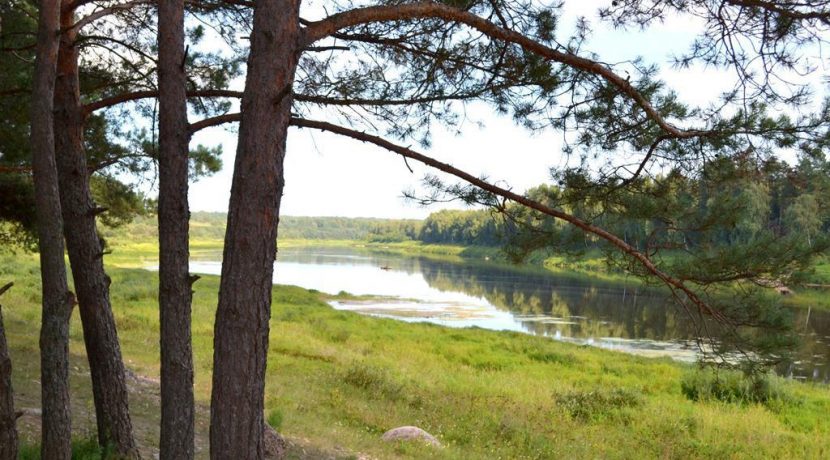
[380,265,391,271]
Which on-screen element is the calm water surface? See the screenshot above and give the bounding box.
[183,246,829,382]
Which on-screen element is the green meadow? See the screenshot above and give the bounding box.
[1,241,829,459]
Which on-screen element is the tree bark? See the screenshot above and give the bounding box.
[209,0,301,458]
[30,0,74,456]
[0,284,20,460]
[157,0,194,458]
[54,4,138,457]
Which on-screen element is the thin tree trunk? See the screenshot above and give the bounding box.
[54,4,138,457]
[157,0,194,458]
[0,283,20,460]
[209,1,301,457]
[30,0,74,456]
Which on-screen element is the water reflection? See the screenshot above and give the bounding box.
[185,246,829,383]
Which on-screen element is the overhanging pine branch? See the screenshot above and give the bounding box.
[288,116,728,324]
[82,89,244,115]
[188,113,241,134]
[68,0,154,33]
[302,2,710,140]
[85,89,502,115]
[724,0,830,23]
[184,109,729,322]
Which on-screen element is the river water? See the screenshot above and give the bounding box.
[185,246,829,382]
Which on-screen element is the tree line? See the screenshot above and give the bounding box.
[411,154,830,256]
[102,213,422,242]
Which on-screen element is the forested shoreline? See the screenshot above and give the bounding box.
[108,151,830,257]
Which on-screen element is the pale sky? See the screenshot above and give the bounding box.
[182,1,785,219]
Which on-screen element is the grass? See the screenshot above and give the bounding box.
[782,288,830,310]
[815,267,830,282]
[1,248,829,459]
[18,438,112,460]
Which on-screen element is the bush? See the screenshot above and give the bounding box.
[554,388,643,421]
[343,362,404,398]
[680,368,791,405]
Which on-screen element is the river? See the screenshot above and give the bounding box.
[183,246,829,383]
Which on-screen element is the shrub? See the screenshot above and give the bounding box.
[680,368,791,405]
[527,349,576,366]
[554,387,643,421]
[343,362,404,398]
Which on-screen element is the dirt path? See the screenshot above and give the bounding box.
[15,366,369,459]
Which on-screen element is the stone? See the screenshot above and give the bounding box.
[17,407,41,418]
[381,426,441,447]
[776,286,793,295]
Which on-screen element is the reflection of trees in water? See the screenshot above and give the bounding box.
[416,257,695,341]
[279,248,425,274]
[416,256,830,382]
[782,308,830,383]
[282,248,828,381]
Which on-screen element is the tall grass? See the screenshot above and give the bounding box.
[1,251,828,459]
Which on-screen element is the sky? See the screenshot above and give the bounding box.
[183,1,771,219]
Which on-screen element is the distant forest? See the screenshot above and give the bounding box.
[102,209,502,245]
[103,154,830,254]
[103,212,425,242]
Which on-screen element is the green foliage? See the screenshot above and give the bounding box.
[0,174,36,248]
[107,213,424,242]
[0,1,36,167]
[189,144,223,179]
[18,437,113,460]
[418,209,504,246]
[280,216,421,241]
[786,194,822,245]
[367,220,422,243]
[267,408,285,431]
[342,362,405,399]
[89,175,151,228]
[0,0,163,239]
[680,368,792,406]
[98,213,413,243]
[0,172,151,248]
[554,388,643,422]
[0,0,233,250]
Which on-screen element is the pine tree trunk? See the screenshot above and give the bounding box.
[0,285,20,460]
[209,1,300,458]
[53,5,138,457]
[157,0,194,458]
[30,0,73,456]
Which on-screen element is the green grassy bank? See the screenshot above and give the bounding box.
[1,250,829,459]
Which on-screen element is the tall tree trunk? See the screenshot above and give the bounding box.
[209,0,301,457]
[157,0,194,458]
[30,0,74,456]
[0,284,20,460]
[54,4,138,457]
